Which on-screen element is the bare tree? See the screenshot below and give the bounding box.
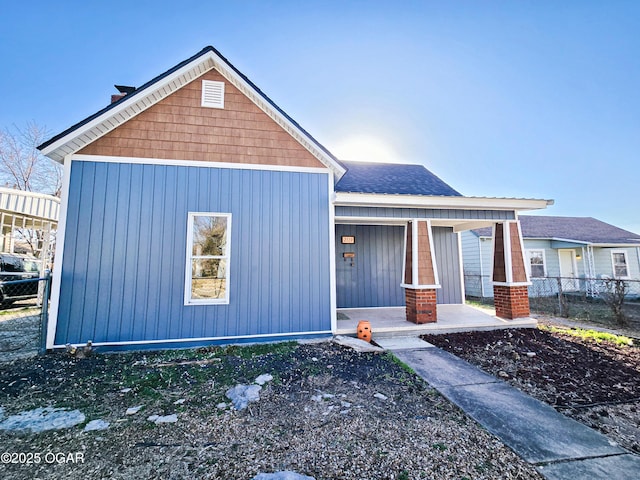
[0,122,62,196]
[0,123,62,257]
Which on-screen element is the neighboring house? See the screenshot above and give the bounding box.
[38,46,550,351]
[462,215,640,298]
[0,187,59,270]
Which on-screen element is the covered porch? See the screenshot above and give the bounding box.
[336,304,537,337]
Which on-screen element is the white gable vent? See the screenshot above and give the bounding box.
[201,80,225,109]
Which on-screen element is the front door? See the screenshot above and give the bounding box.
[558,249,578,291]
[335,224,405,308]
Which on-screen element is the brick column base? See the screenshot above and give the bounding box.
[405,288,437,324]
[494,285,530,319]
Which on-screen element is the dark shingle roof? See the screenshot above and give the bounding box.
[473,215,640,245]
[335,161,462,196]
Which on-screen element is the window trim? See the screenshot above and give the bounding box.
[525,249,547,278]
[611,250,630,279]
[184,212,232,305]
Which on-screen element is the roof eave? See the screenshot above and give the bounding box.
[334,192,553,211]
[38,47,346,178]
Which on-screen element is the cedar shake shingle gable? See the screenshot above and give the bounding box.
[473,215,640,245]
[335,161,462,196]
[38,46,346,176]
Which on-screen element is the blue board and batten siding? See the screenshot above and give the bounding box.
[56,160,332,348]
[335,224,462,308]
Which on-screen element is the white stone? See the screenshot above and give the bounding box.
[253,472,315,480]
[0,407,85,433]
[374,393,388,401]
[84,419,110,431]
[333,335,384,353]
[154,414,178,424]
[120,387,132,393]
[526,352,537,358]
[147,415,160,422]
[255,374,274,385]
[226,384,262,410]
[125,405,144,415]
[173,398,186,405]
[216,402,228,410]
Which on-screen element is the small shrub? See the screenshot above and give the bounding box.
[599,278,629,326]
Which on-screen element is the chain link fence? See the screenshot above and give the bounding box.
[464,273,640,328]
[0,274,51,362]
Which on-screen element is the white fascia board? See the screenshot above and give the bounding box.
[72,154,329,175]
[40,56,214,161]
[590,242,640,248]
[333,192,553,211]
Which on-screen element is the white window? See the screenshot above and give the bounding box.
[611,250,629,278]
[526,249,546,278]
[185,213,231,305]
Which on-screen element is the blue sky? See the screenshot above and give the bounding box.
[1,1,639,233]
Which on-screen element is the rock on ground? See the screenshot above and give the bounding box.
[84,419,109,431]
[252,472,315,480]
[255,373,273,385]
[333,335,384,353]
[0,407,85,433]
[226,384,262,410]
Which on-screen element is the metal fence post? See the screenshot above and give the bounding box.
[39,270,51,355]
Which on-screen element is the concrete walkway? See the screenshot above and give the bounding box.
[377,337,640,480]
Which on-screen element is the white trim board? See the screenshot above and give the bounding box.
[46,154,73,349]
[328,173,338,334]
[54,329,333,350]
[334,192,552,211]
[71,154,329,175]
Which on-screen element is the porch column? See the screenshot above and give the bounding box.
[402,219,440,323]
[492,220,531,319]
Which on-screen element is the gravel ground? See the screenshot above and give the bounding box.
[423,321,640,455]
[0,340,541,480]
[0,308,41,362]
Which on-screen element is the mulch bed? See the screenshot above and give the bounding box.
[423,326,640,453]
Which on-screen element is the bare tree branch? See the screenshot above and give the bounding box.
[0,122,62,196]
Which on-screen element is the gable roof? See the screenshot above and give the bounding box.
[334,161,462,196]
[38,46,346,178]
[473,215,640,245]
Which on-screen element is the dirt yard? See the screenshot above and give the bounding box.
[0,340,540,480]
[423,324,640,455]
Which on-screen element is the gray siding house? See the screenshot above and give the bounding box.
[463,215,640,298]
[38,46,550,351]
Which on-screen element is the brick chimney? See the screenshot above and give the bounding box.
[111,85,136,104]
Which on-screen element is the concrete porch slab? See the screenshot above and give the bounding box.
[337,304,536,337]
